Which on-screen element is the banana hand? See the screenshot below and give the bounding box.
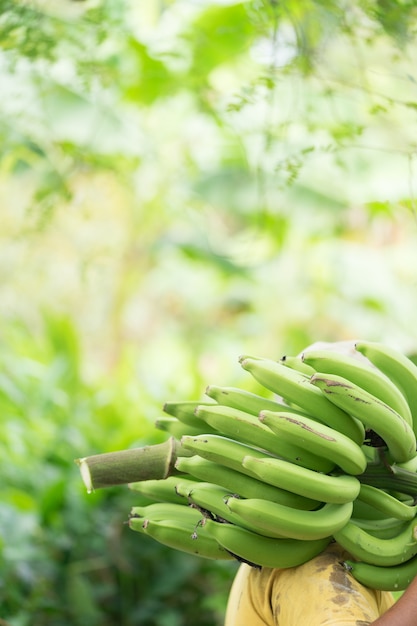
[240,356,364,444]
[259,409,367,475]
[129,516,234,561]
[310,373,416,463]
[195,404,335,473]
[333,518,417,566]
[225,495,353,540]
[203,518,331,568]
[302,348,413,426]
[175,454,318,510]
[242,454,360,504]
[355,340,417,437]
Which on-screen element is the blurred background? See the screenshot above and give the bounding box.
[1,0,417,624]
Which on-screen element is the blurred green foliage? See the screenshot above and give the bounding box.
[2,0,417,624]
[0,315,237,624]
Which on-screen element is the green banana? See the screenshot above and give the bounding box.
[180,434,280,476]
[333,517,417,566]
[310,373,417,463]
[355,341,417,437]
[242,454,360,504]
[204,385,310,418]
[130,501,200,524]
[203,518,332,568]
[195,404,335,473]
[302,348,413,427]
[225,496,353,540]
[280,354,316,376]
[239,356,364,444]
[155,416,216,438]
[397,454,417,472]
[389,491,416,505]
[352,497,390,521]
[259,410,367,475]
[128,475,198,504]
[129,516,234,561]
[174,454,318,510]
[357,483,417,521]
[362,444,379,464]
[163,400,215,428]
[344,553,417,591]
[350,517,409,540]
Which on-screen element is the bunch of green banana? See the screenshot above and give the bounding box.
[128,501,235,561]
[91,340,417,590]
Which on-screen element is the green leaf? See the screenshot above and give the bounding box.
[186,2,256,76]
[123,39,179,104]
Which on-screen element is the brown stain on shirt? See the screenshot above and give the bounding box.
[312,546,375,621]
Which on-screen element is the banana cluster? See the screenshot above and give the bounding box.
[128,340,417,592]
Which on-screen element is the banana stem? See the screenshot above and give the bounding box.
[360,462,417,499]
[75,437,185,493]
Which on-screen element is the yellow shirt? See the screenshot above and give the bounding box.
[225,543,395,626]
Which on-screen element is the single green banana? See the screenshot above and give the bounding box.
[352,497,392,521]
[357,483,417,521]
[310,373,417,463]
[333,517,417,566]
[195,404,335,473]
[204,385,310,418]
[259,410,367,475]
[344,553,417,591]
[350,517,409,540]
[302,348,413,427]
[180,434,281,476]
[239,356,364,444]
[163,400,216,428]
[130,501,200,524]
[203,518,331,569]
[242,454,360,504]
[225,496,353,540]
[128,475,198,504]
[352,486,416,520]
[175,455,318,510]
[129,516,234,561]
[280,354,316,376]
[388,491,416,505]
[155,416,216,438]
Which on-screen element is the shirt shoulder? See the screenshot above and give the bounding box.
[225,544,395,626]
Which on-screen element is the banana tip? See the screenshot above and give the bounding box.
[238,355,251,368]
